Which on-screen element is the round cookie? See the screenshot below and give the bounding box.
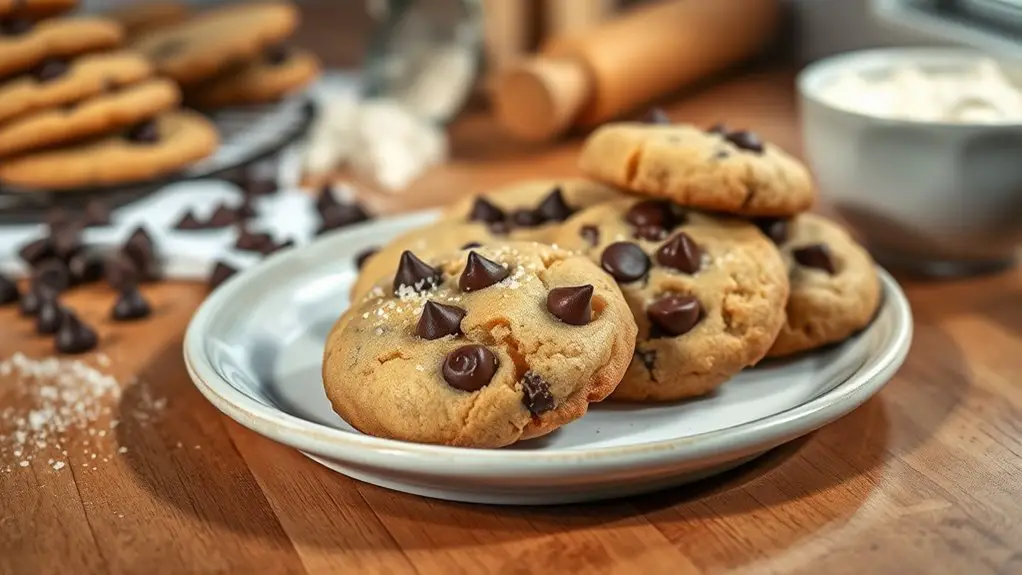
[104,1,190,39]
[0,78,181,157]
[323,242,637,448]
[187,46,321,109]
[351,179,622,302]
[0,51,153,126]
[555,198,790,401]
[762,214,881,357]
[0,0,76,18]
[0,110,219,190]
[132,2,300,86]
[578,122,815,217]
[0,17,123,78]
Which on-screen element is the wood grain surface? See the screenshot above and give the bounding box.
[3,6,1022,575]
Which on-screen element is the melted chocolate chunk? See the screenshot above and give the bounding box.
[755,218,789,245]
[0,274,19,305]
[36,298,65,335]
[642,108,671,125]
[647,294,702,337]
[19,237,54,267]
[33,58,67,82]
[459,251,509,292]
[208,261,238,290]
[55,312,98,355]
[468,197,506,224]
[511,209,543,228]
[793,244,836,274]
[415,301,466,340]
[535,187,573,222]
[726,130,764,154]
[600,242,650,283]
[580,225,599,246]
[393,251,442,295]
[111,286,152,321]
[104,253,139,291]
[126,120,160,144]
[656,232,702,274]
[546,285,593,326]
[174,210,204,230]
[521,371,555,415]
[442,345,498,392]
[355,247,378,269]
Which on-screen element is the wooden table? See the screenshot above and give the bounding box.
[3,20,1022,575]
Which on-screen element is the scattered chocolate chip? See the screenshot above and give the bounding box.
[33,58,67,82]
[261,239,294,256]
[754,218,789,245]
[205,204,238,228]
[511,209,543,228]
[726,130,764,154]
[656,232,702,274]
[234,229,274,253]
[0,17,33,36]
[442,345,498,392]
[126,120,160,144]
[461,242,482,250]
[647,294,702,337]
[547,285,593,326]
[32,259,69,296]
[208,261,238,290]
[521,371,555,415]
[600,242,650,283]
[67,251,103,285]
[355,247,378,269]
[235,197,257,220]
[638,349,657,371]
[36,298,66,335]
[111,286,152,321]
[19,289,43,317]
[174,210,205,230]
[265,45,290,65]
[316,186,342,214]
[0,274,19,305]
[51,222,82,260]
[104,253,139,291]
[624,200,675,232]
[319,203,370,232]
[487,220,511,235]
[642,108,671,124]
[707,122,728,135]
[459,251,509,292]
[415,300,466,340]
[393,251,442,295]
[633,224,667,242]
[580,225,600,246]
[468,197,505,224]
[47,208,72,232]
[55,312,98,355]
[83,200,111,227]
[122,227,158,280]
[243,178,277,197]
[793,244,836,274]
[19,237,54,266]
[535,187,573,222]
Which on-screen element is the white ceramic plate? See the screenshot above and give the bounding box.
[184,211,914,505]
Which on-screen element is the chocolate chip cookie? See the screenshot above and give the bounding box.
[351,179,622,302]
[555,198,789,401]
[323,242,637,448]
[0,110,219,189]
[0,16,123,78]
[0,78,180,157]
[132,2,300,86]
[187,46,321,109]
[579,122,815,217]
[0,51,153,126]
[762,214,881,357]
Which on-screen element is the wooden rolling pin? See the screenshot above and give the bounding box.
[492,0,781,141]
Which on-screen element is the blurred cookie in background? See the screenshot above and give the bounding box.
[187,45,321,109]
[103,0,190,39]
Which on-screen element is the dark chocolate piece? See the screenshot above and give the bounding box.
[647,294,702,337]
[111,286,152,321]
[393,251,442,295]
[546,285,594,326]
[656,232,702,274]
[600,242,650,283]
[415,301,466,340]
[459,252,509,292]
[442,345,498,392]
[54,312,98,355]
[521,371,555,415]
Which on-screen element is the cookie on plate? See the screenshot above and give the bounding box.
[579,122,815,217]
[0,110,218,189]
[0,51,152,126]
[323,241,637,448]
[0,77,180,157]
[132,1,299,86]
[0,0,76,18]
[351,179,622,302]
[187,46,320,108]
[555,198,789,401]
[0,17,123,77]
[762,214,881,357]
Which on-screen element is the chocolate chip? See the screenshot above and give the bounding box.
[521,371,555,415]
[0,274,19,305]
[535,187,573,222]
[244,178,277,197]
[19,237,54,267]
[633,224,667,242]
[122,227,158,280]
[67,251,103,285]
[459,251,509,292]
[205,205,238,228]
[260,239,294,256]
[580,225,599,246]
[442,345,498,392]
[726,130,764,154]
[51,223,82,260]
[36,298,66,335]
[316,186,342,213]
[461,241,482,250]
[393,251,442,295]
[625,200,672,229]
[793,244,836,274]
[19,289,43,317]
[32,259,69,296]
[46,208,72,232]
[265,45,290,65]
[755,218,789,245]
[647,294,702,337]
[355,247,378,269]
[547,285,593,326]
[707,122,728,135]
[487,220,511,235]
[104,253,139,291]
[55,312,98,355]
[468,197,505,224]
[511,209,542,228]
[235,197,257,220]
[174,210,204,230]
[126,120,160,144]
[0,17,33,36]
[209,261,238,290]
[111,286,152,321]
[83,200,111,228]
[656,232,702,274]
[33,58,67,82]
[415,300,466,340]
[642,108,671,125]
[600,242,650,283]
[234,229,274,253]
[320,202,370,231]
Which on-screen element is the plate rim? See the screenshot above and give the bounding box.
[183,210,914,474]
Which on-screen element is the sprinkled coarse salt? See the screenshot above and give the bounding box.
[52,461,65,471]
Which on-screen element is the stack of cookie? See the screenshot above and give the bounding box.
[0,0,218,190]
[324,113,882,448]
[132,1,321,110]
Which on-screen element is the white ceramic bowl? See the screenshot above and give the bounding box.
[798,47,1022,276]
